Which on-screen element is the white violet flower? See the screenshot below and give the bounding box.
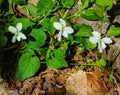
[53,18,74,41]
[89,31,112,53]
[8,23,26,43]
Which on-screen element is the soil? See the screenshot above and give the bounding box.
[0,0,120,95]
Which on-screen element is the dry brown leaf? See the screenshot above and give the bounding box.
[65,70,110,95]
[86,72,108,95]
[66,70,87,95]
[15,0,39,17]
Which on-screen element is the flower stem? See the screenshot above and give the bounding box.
[49,36,54,50]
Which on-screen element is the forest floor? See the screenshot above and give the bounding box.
[0,50,120,95]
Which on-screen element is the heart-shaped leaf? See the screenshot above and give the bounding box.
[16,52,40,81]
[28,29,47,48]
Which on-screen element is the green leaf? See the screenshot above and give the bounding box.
[97,58,106,67]
[41,17,58,35]
[16,53,40,81]
[23,3,38,18]
[13,0,26,4]
[61,0,77,8]
[76,24,92,37]
[13,18,35,30]
[0,35,7,47]
[37,47,48,57]
[95,5,105,19]
[37,0,55,16]
[108,26,120,36]
[95,0,113,19]
[95,0,113,11]
[81,9,99,21]
[85,39,96,49]
[81,0,95,11]
[77,37,96,50]
[66,35,74,43]
[0,0,3,4]
[23,47,35,54]
[28,29,47,48]
[46,49,68,68]
[81,0,94,3]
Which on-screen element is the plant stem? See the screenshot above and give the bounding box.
[49,36,54,50]
[63,9,69,19]
[70,63,99,66]
[99,21,103,33]
[68,8,83,19]
[58,10,63,18]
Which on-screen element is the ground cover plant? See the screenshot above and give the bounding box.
[0,0,120,94]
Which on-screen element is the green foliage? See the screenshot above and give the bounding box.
[16,52,40,81]
[77,37,96,50]
[61,42,69,56]
[0,0,117,81]
[79,58,107,70]
[79,58,107,69]
[95,0,113,11]
[41,17,58,35]
[28,29,47,48]
[13,18,35,30]
[95,0,113,20]
[80,0,113,21]
[0,35,7,47]
[81,9,99,21]
[61,0,77,8]
[108,69,114,82]
[74,24,96,50]
[81,0,95,11]
[108,26,120,36]
[23,3,38,18]
[0,0,3,4]
[96,58,107,67]
[76,24,92,37]
[13,0,26,4]
[85,39,96,49]
[37,0,55,16]
[46,49,68,68]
